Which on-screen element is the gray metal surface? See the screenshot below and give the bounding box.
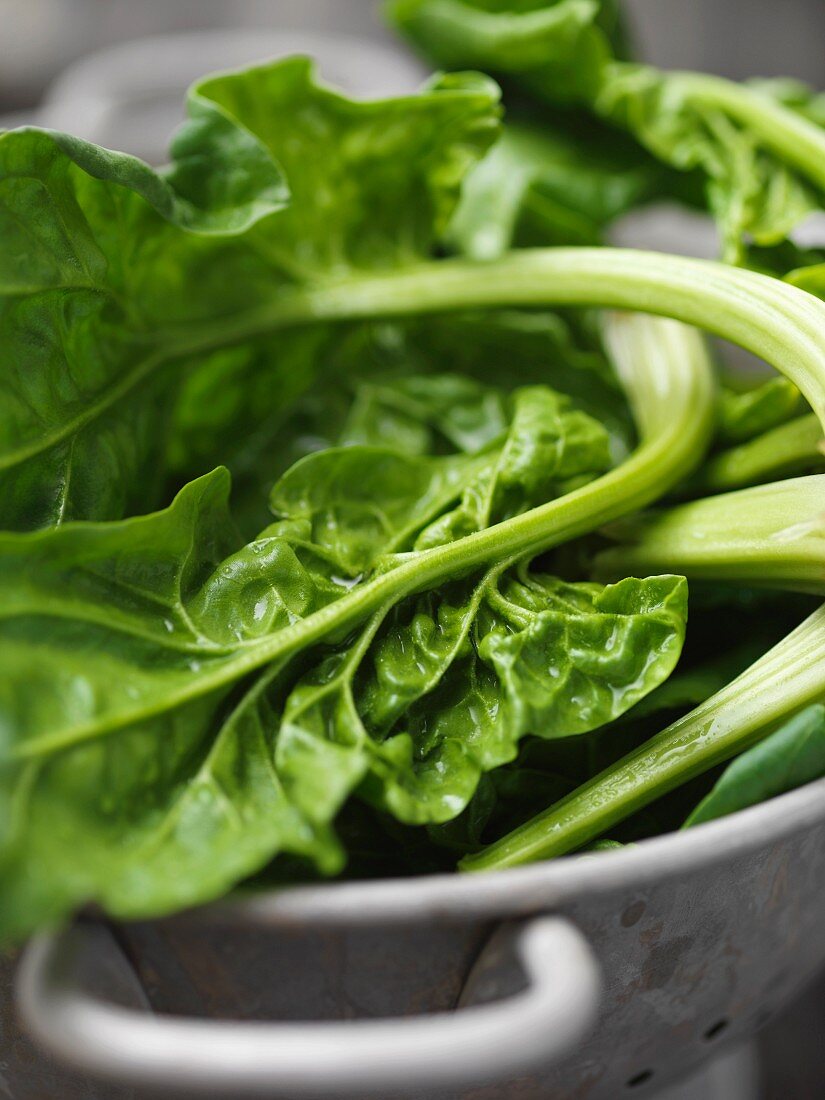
[17,918,601,1096]
[9,778,825,1099]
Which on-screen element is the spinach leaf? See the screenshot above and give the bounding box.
[0,59,500,531]
[389,0,825,261]
[389,0,628,104]
[0,342,694,940]
[181,304,632,538]
[464,605,825,871]
[598,68,825,262]
[415,386,611,549]
[340,374,509,455]
[448,117,664,257]
[387,310,633,451]
[0,470,349,941]
[268,446,489,574]
[194,306,631,537]
[0,105,284,531]
[361,569,687,823]
[683,705,825,827]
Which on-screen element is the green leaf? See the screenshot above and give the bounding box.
[479,573,688,738]
[0,109,287,531]
[0,305,720,940]
[0,59,500,531]
[0,471,354,940]
[448,116,662,258]
[173,310,627,539]
[0,469,686,938]
[268,445,487,574]
[390,0,825,262]
[0,670,347,943]
[340,373,509,456]
[383,310,633,450]
[196,62,500,273]
[389,0,624,104]
[0,469,343,767]
[415,386,611,549]
[463,604,825,871]
[596,66,825,262]
[356,570,687,824]
[267,381,611,569]
[683,705,825,827]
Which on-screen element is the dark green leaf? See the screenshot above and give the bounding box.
[269,445,487,574]
[340,374,509,456]
[0,471,354,940]
[356,570,687,824]
[0,59,500,531]
[683,705,825,827]
[448,117,663,257]
[415,386,611,549]
[390,0,825,262]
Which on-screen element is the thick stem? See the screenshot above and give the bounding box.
[697,414,825,493]
[165,249,825,432]
[671,72,825,194]
[462,604,825,871]
[595,475,825,595]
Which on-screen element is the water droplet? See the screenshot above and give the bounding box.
[331,573,363,589]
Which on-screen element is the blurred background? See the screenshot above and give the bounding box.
[1,2,824,1098]
[3,0,825,161]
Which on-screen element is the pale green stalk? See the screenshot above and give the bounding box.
[670,71,825,193]
[159,249,825,432]
[698,414,825,492]
[595,475,825,594]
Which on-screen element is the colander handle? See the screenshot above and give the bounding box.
[17,915,601,1096]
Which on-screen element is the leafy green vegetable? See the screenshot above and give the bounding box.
[0,332,695,938]
[340,374,509,456]
[447,117,664,257]
[683,705,825,828]
[389,0,825,261]
[0,471,347,940]
[389,0,628,104]
[6,16,825,946]
[0,59,500,532]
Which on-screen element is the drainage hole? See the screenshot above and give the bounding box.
[625,1069,654,1089]
[703,1018,730,1042]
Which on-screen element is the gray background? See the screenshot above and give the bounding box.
[3,0,825,112]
